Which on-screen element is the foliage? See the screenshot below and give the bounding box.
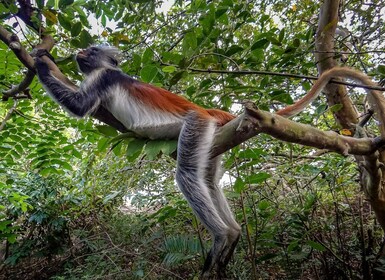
[1,0,385,279]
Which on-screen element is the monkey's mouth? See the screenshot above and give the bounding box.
[76,50,87,59]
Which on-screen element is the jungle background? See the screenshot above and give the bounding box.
[1,0,385,279]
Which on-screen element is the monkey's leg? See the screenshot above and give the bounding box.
[175,113,230,278]
[206,157,241,278]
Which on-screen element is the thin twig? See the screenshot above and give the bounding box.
[189,52,240,70]
[313,50,385,55]
[161,63,385,92]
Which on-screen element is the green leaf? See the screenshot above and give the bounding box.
[0,220,12,231]
[96,125,118,137]
[169,71,187,86]
[292,38,300,48]
[233,178,245,193]
[9,3,18,13]
[307,240,326,251]
[251,39,269,50]
[215,8,228,19]
[260,14,270,23]
[103,191,121,204]
[97,138,109,152]
[158,207,177,222]
[248,172,271,184]
[58,13,72,31]
[59,0,74,8]
[126,139,145,156]
[258,200,270,211]
[7,234,17,244]
[112,141,123,156]
[268,36,281,46]
[142,48,153,64]
[287,241,299,253]
[71,22,82,37]
[78,30,93,48]
[271,92,294,104]
[40,167,58,176]
[200,14,215,35]
[279,28,285,42]
[145,140,165,160]
[225,45,244,56]
[329,104,343,113]
[183,31,197,52]
[140,65,159,83]
[162,65,177,73]
[377,65,385,74]
[161,140,177,155]
[315,104,328,116]
[238,148,266,159]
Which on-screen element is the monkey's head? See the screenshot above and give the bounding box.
[76,46,120,75]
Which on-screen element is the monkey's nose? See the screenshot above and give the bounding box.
[77,50,87,58]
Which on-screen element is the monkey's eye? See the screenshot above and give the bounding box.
[90,47,100,53]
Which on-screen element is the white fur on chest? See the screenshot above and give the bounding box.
[81,69,105,91]
[106,85,184,139]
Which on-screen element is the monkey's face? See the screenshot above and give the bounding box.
[76,46,119,75]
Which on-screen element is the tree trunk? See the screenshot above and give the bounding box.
[315,0,385,277]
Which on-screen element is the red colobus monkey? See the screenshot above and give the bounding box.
[34,46,384,278]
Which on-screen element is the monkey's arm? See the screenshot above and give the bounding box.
[34,53,128,132]
[35,56,100,117]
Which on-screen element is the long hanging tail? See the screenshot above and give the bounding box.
[276,67,385,124]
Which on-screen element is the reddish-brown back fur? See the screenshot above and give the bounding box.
[129,80,234,126]
[206,109,235,126]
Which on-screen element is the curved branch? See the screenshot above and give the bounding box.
[0,25,36,71]
[2,70,34,100]
[0,100,18,132]
[0,23,55,100]
[212,102,385,158]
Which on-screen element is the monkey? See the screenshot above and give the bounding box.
[34,46,385,278]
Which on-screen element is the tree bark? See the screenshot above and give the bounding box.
[315,0,385,277]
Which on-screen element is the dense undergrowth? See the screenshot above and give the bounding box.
[1,153,384,279]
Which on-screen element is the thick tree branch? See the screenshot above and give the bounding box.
[212,102,385,158]
[0,25,37,71]
[0,23,55,97]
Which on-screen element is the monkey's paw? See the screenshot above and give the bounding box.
[31,48,55,63]
[34,57,50,76]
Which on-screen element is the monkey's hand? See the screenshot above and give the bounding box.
[33,48,55,63]
[34,56,51,77]
[34,51,78,91]
[33,48,57,78]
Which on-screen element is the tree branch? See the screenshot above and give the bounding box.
[0,100,18,132]
[212,102,385,158]
[161,63,385,92]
